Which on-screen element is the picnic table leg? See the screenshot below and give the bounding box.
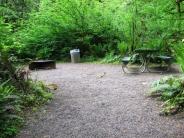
[139,56,147,73]
[165,62,171,72]
[122,61,145,74]
[122,63,129,73]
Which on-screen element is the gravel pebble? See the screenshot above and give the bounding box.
[16,63,184,138]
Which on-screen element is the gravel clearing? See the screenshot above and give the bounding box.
[17,63,184,138]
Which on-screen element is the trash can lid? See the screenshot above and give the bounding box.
[70,49,80,54]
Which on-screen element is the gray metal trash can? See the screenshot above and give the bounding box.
[70,49,80,63]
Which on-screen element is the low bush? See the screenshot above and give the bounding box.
[0,53,53,138]
[173,41,184,71]
[100,52,121,64]
[0,82,22,138]
[149,75,184,115]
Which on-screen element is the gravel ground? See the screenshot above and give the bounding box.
[16,63,184,138]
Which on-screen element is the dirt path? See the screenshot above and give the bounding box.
[17,63,184,138]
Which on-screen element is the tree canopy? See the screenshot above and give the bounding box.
[0,0,184,60]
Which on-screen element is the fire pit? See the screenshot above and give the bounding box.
[29,60,56,70]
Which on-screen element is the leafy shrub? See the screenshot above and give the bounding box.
[173,41,184,71]
[1,0,184,62]
[0,53,53,138]
[0,81,22,138]
[0,0,39,24]
[0,7,53,138]
[0,80,52,138]
[12,0,125,60]
[149,75,184,115]
[23,81,53,106]
[118,42,128,56]
[101,52,121,64]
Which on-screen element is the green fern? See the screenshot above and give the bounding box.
[150,75,184,115]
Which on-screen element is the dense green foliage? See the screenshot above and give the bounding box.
[0,1,184,136]
[0,0,39,23]
[0,54,52,138]
[0,13,52,138]
[0,82,21,138]
[13,0,125,60]
[150,75,184,115]
[1,0,183,61]
[0,52,53,138]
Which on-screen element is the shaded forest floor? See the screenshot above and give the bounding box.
[17,63,184,138]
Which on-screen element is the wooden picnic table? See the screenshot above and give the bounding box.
[134,48,172,72]
[134,48,159,72]
[122,48,173,73]
[134,48,158,55]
